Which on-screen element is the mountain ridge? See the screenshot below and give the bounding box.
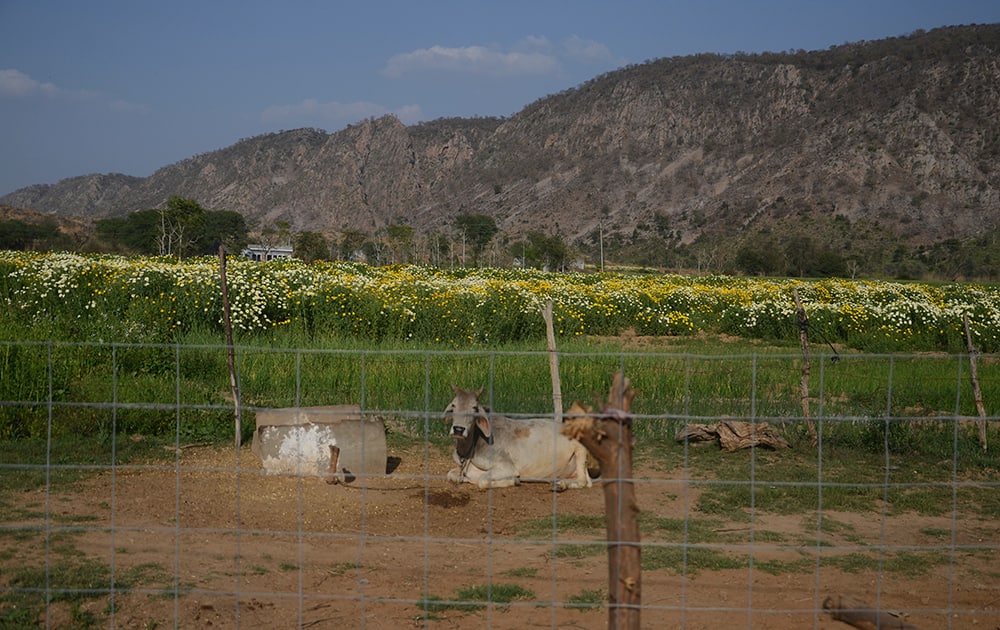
[4,23,999,274]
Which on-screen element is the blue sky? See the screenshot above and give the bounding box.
[2,1,999,197]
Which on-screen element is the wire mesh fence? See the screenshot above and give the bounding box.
[1,340,998,629]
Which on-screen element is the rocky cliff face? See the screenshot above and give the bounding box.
[4,24,999,257]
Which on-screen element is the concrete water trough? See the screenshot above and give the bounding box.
[250,405,387,483]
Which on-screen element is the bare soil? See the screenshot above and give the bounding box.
[4,442,998,629]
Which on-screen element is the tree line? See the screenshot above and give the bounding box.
[78,197,574,271]
[4,196,997,281]
[0,218,74,251]
[94,196,249,257]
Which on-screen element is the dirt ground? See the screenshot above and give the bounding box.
[5,441,999,630]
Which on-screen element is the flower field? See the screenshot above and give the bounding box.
[1,250,998,352]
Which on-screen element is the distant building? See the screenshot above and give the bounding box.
[242,244,294,262]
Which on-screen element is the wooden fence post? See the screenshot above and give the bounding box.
[542,300,563,422]
[794,289,819,445]
[562,371,640,630]
[963,314,988,451]
[219,245,242,449]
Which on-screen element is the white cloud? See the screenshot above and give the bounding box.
[382,45,559,78]
[382,36,621,79]
[0,68,149,113]
[514,35,554,54]
[261,99,424,126]
[0,69,58,97]
[561,35,620,65]
[393,104,424,125]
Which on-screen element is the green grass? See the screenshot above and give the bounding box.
[554,543,605,560]
[1,329,997,625]
[818,550,953,577]
[638,514,737,543]
[753,557,814,575]
[516,511,791,550]
[642,544,746,574]
[0,433,172,495]
[326,562,359,577]
[455,583,534,606]
[516,514,606,538]
[501,567,538,578]
[2,330,998,452]
[418,583,534,614]
[676,438,999,520]
[0,558,173,629]
[882,551,951,577]
[0,433,179,629]
[800,514,866,546]
[566,588,605,610]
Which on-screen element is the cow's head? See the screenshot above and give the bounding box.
[444,385,492,458]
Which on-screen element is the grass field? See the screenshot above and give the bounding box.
[1,252,998,628]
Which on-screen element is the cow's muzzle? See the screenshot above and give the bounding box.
[452,425,466,437]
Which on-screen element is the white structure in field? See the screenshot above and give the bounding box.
[251,405,387,482]
[242,244,293,262]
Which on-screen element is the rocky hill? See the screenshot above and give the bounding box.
[4,24,999,276]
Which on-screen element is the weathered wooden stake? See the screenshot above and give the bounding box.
[794,289,818,445]
[563,372,640,630]
[542,300,563,422]
[219,245,242,449]
[963,313,988,451]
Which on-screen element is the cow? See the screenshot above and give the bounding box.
[443,385,592,490]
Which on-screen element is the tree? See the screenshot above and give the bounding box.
[96,209,160,254]
[338,230,368,261]
[0,219,60,250]
[735,241,784,276]
[361,239,386,265]
[96,201,247,257]
[257,220,292,258]
[652,211,671,237]
[812,248,847,278]
[294,231,331,263]
[199,210,248,255]
[158,196,206,257]
[454,213,498,265]
[386,223,414,264]
[424,230,451,266]
[513,231,569,271]
[784,235,819,278]
[781,235,847,278]
[95,217,128,248]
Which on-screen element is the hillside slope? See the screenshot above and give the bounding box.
[3,24,998,274]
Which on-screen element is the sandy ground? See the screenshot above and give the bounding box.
[3,441,998,629]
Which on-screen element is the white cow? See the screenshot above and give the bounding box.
[443,385,592,490]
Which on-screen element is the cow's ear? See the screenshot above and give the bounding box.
[475,415,492,441]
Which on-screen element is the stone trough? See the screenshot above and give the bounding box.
[250,405,387,484]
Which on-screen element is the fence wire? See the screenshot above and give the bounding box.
[0,340,997,629]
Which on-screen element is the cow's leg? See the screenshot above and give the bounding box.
[447,466,464,484]
[449,461,516,488]
[469,458,519,489]
[560,443,593,490]
[477,474,517,489]
[449,458,486,484]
